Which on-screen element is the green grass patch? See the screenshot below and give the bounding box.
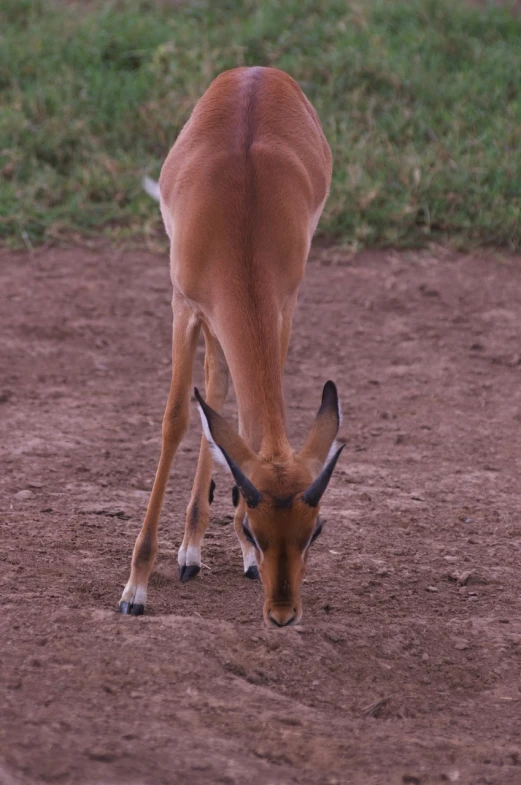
[1,0,520,249]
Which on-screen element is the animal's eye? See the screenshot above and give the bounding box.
[310,519,323,545]
[242,523,257,547]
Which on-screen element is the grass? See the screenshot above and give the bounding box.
[1,0,520,250]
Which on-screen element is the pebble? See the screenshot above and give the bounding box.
[453,639,470,651]
[425,586,438,592]
[15,489,34,500]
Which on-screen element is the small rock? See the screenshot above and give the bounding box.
[15,490,34,500]
[449,570,472,586]
[453,639,470,651]
[425,586,438,593]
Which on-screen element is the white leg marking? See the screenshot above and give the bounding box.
[134,586,147,606]
[186,545,201,567]
[178,544,201,568]
[120,581,147,607]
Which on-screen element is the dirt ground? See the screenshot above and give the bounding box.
[1,243,521,785]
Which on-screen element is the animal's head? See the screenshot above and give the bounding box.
[195,382,344,627]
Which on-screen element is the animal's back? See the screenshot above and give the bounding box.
[159,67,332,304]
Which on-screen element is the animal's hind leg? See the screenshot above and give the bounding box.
[119,295,201,614]
[178,324,229,582]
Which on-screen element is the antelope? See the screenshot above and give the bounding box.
[119,66,344,627]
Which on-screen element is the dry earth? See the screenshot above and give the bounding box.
[1,244,521,785]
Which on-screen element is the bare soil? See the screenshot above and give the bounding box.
[1,244,521,785]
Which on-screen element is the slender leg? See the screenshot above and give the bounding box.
[178,326,229,581]
[119,296,201,614]
[233,499,260,579]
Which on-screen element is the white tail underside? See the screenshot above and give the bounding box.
[142,176,161,202]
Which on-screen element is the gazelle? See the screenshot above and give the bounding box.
[120,66,343,626]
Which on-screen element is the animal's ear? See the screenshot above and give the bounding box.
[300,381,342,476]
[194,388,262,508]
[301,444,345,508]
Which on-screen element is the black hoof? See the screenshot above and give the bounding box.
[179,564,201,582]
[244,565,260,580]
[209,479,216,505]
[119,601,144,616]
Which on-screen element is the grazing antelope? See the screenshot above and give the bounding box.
[120,66,343,626]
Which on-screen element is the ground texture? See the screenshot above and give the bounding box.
[1,245,521,785]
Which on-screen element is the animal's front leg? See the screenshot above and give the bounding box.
[178,327,229,582]
[233,495,259,580]
[119,301,200,615]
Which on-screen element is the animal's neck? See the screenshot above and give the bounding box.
[214,299,292,459]
[239,373,291,459]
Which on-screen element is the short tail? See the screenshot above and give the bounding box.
[142,176,161,202]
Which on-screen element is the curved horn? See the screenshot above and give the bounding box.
[218,446,262,509]
[301,444,345,508]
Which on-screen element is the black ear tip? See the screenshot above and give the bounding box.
[319,380,339,416]
[322,380,337,399]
